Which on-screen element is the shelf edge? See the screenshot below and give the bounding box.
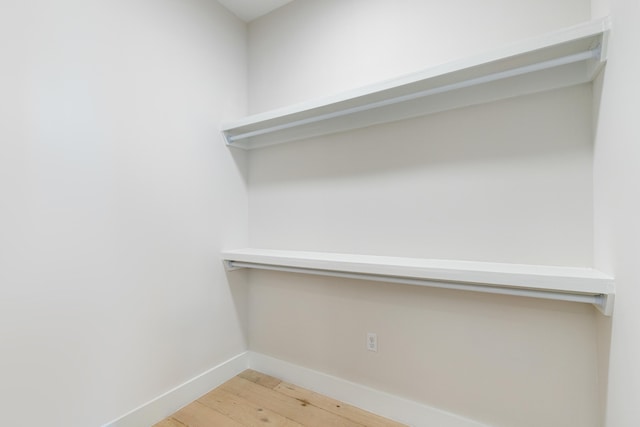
[221,249,615,315]
[221,17,611,150]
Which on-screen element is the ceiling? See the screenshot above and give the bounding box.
[217,0,294,22]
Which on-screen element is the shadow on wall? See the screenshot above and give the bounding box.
[591,66,612,427]
[225,266,250,347]
[245,269,602,427]
[247,85,593,185]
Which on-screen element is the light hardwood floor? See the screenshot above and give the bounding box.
[153,369,407,427]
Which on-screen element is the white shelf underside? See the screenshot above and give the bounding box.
[222,18,610,149]
[222,249,615,315]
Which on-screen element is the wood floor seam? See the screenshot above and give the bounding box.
[153,370,407,427]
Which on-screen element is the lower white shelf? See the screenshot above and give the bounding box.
[222,249,615,315]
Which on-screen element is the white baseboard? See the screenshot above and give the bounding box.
[102,350,490,427]
[101,351,249,427]
[248,351,492,427]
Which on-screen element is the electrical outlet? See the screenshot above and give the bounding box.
[367,333,378,352]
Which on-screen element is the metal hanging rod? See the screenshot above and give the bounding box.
[225,260,608,311]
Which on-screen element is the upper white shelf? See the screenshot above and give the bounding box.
[222,18,610,150]
[222,248,615,315]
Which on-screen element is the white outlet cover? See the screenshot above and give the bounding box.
[367,333,378,352]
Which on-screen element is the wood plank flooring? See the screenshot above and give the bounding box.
[153,370,407,427]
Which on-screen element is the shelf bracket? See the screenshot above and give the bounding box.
[223,259,244,271]
[222,131,235,146]
[594,293,615,316]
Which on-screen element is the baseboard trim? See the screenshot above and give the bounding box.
[101,351,249,427]
[248,351,491,427]
[102,350,490,427]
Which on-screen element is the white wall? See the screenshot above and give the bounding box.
[248,86,594,265]
[0,1,248,425]
[246,1,601,426]
[249,0,590,112]
[591,0,640,426]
